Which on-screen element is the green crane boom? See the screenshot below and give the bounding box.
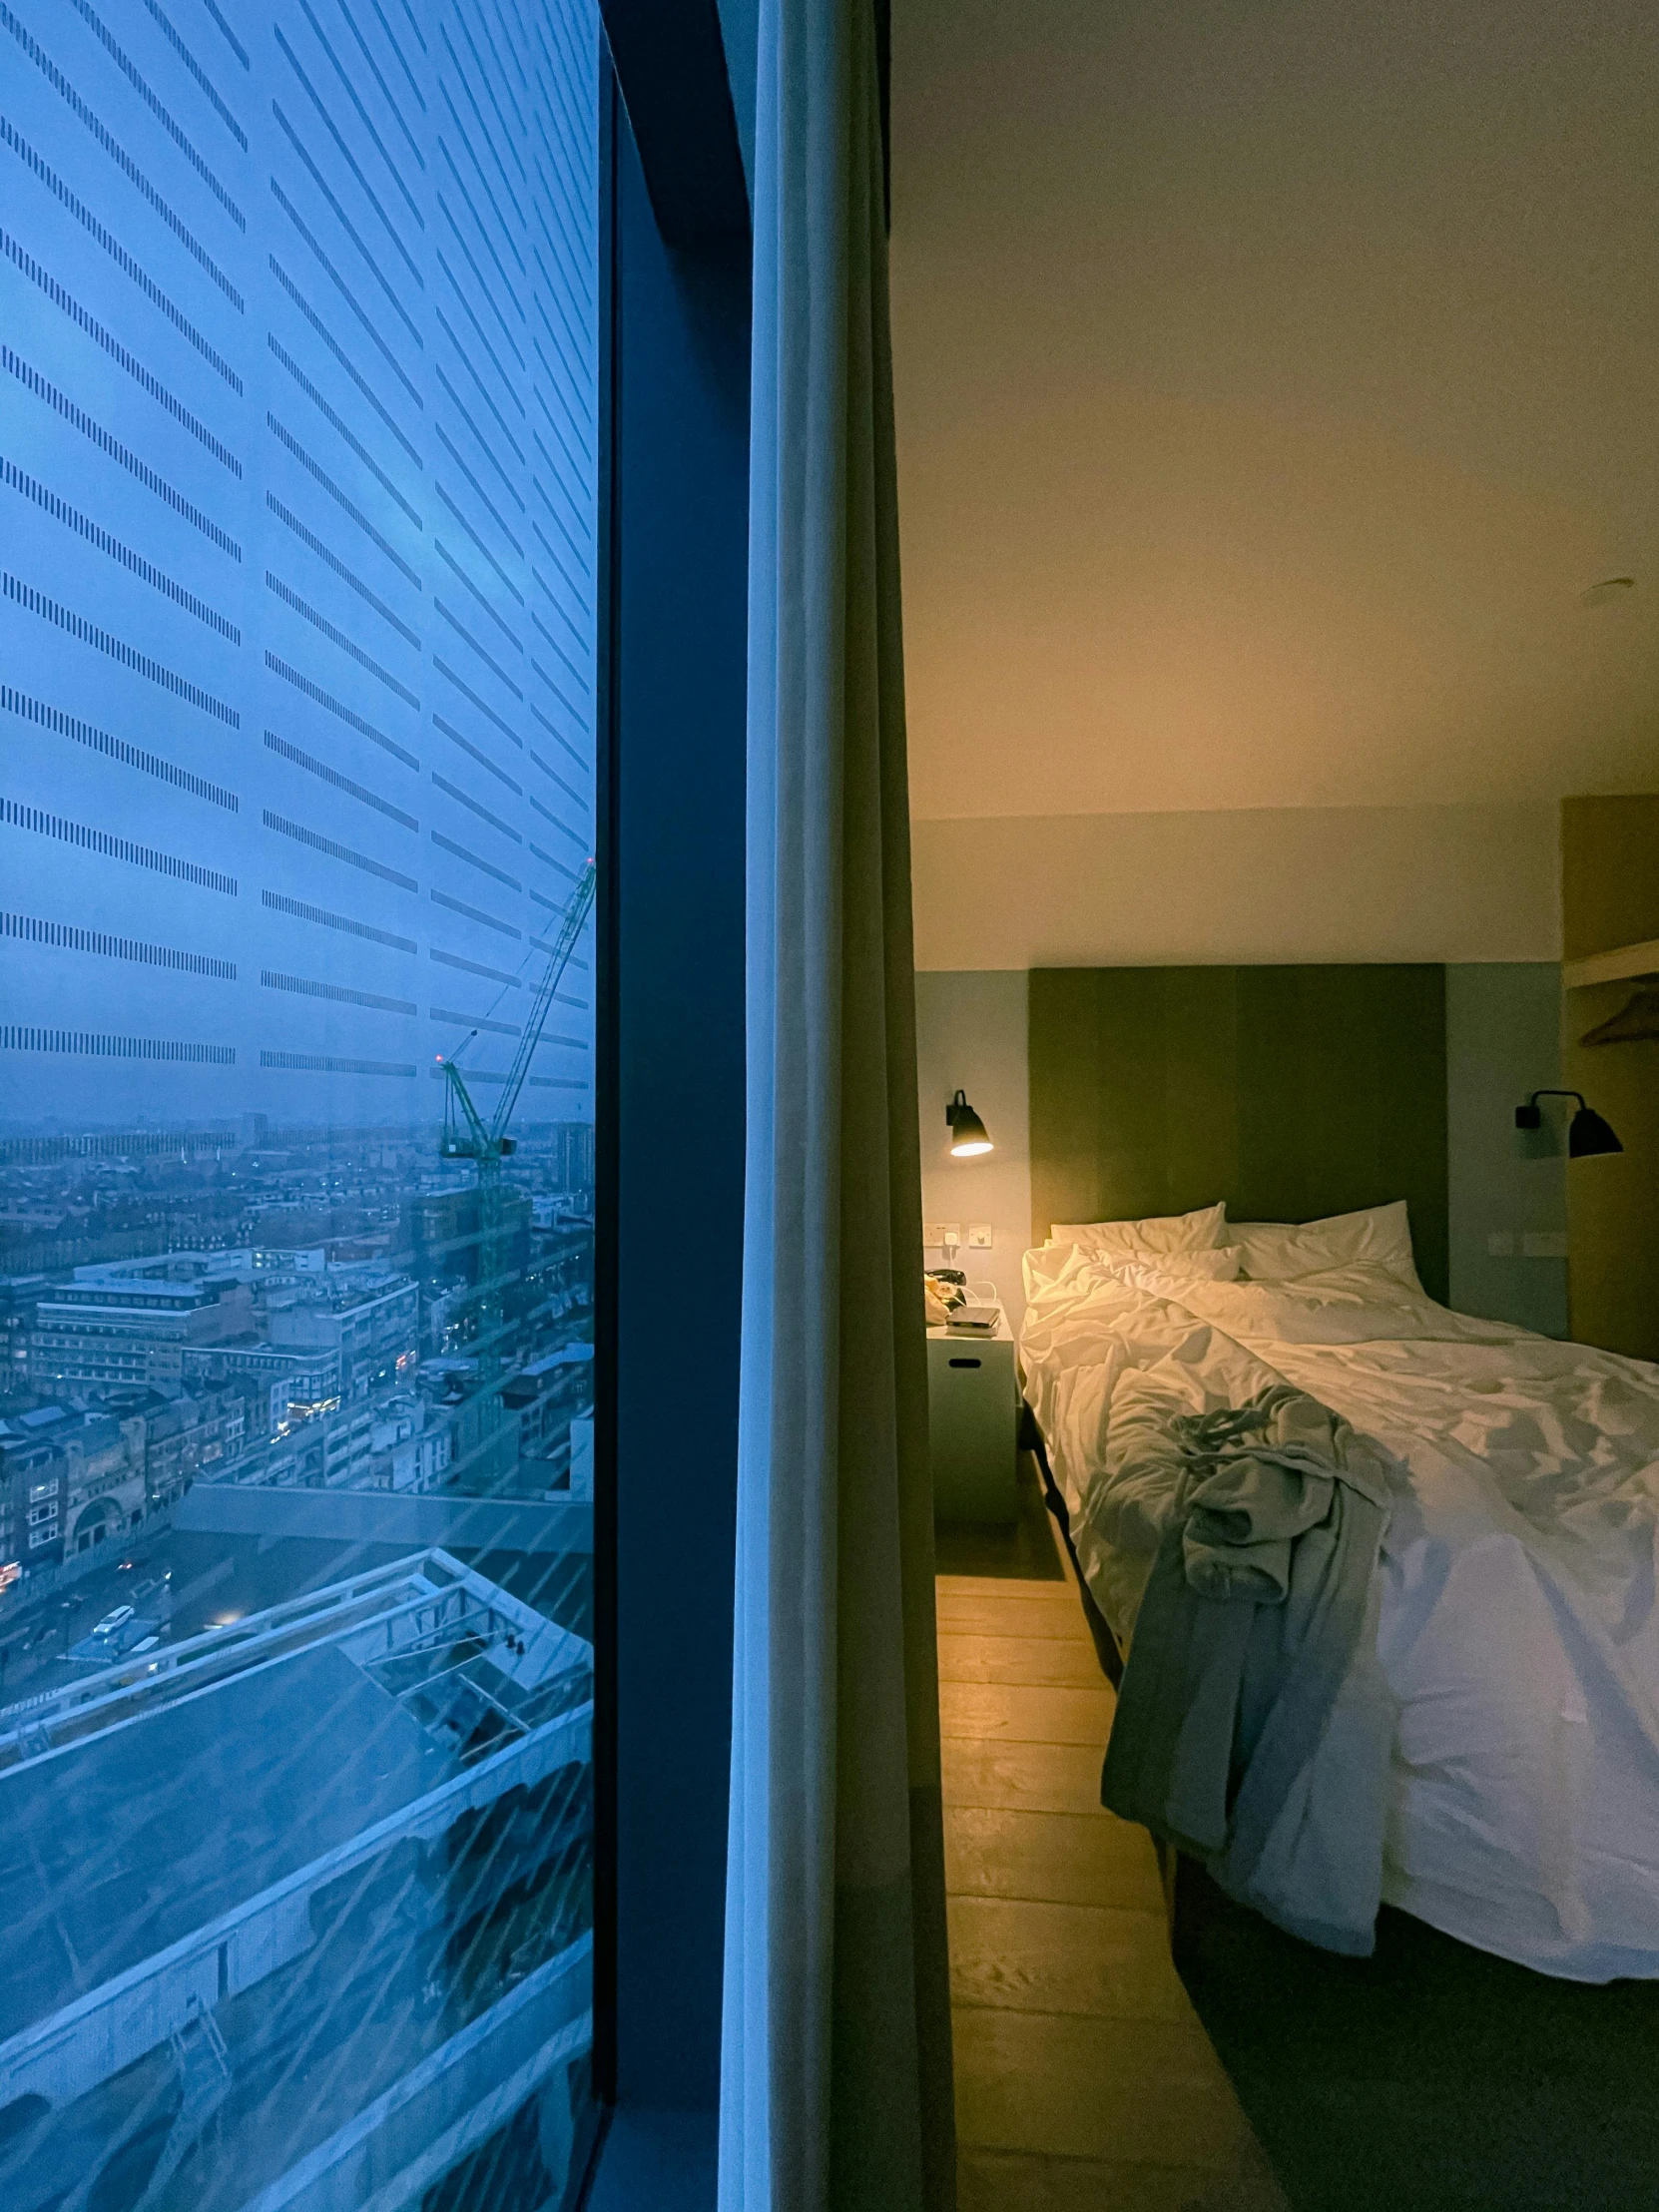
[435,856,596,1373]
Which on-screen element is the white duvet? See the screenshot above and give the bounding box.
[1020,1246,1659,1980]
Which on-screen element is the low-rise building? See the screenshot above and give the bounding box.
[124,1386,251,1506]
[264,1267,418,1401]
[503,1343,596,1465]
[0,1406,73,1574]
[523,1219,593,1333]
[27,1257,255,1391]
[60,1410,146,1553]
[0,1276,45,1391]
[366,1393,452,1493]
[180,1341,342,1443]
[0,1405,147,1560]
[321,1401,376,1488]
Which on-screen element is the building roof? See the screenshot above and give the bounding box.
[0,1547,591,2058]
[0,1645,451,2044]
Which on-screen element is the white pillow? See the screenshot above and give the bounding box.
[1229,1201,1420,1290]
[1047,1201,1227,1258]
[1101,1245,1244,1291]
[1137,1244,1244,1283]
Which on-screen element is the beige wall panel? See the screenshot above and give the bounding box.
[913,804,1560,973]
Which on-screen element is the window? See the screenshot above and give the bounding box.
[0,4,604,2208]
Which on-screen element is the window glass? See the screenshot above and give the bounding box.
[0,2,602,2205]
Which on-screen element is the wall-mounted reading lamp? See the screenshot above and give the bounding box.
[946,1090,993,1157]
[1515,1089,1623,1159]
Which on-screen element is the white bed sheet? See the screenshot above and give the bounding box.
[1020,1247,1659,1980]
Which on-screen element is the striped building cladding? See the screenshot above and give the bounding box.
[0,0,598,1131]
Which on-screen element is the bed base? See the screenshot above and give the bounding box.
[1021,1400,1123,1688]
[1022,1400,1213,1950]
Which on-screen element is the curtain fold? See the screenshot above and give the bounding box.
[719,1,955,2206]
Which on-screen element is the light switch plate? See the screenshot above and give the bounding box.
[1522,1230,1569,1260]
[967,1223,993,1249]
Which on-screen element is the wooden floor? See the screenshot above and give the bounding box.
[937,1530,1286,2212]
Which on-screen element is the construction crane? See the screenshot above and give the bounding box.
[436,856,596,1376]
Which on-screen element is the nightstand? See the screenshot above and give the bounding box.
[926,1318,1019,1523]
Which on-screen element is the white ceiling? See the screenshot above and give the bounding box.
[890,0,1659,824]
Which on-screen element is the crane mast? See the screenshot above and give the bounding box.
[436,856,596,1378]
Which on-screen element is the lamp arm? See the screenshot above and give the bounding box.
[1525,1089,1587,1110]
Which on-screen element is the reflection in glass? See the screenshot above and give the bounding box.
[0,0,602,2203]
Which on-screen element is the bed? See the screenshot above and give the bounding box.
[1019,1201,1659,1981]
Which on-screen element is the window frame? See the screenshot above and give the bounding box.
[580,11,752,2207]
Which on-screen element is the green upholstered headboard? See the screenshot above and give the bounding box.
[1028,965,1449,1303]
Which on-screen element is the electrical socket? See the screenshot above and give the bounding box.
[1488,1230,1569,1259]
[967,1224,993,1249]
[923,1224,961,1251]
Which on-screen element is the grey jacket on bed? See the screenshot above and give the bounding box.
[1100,1384,1395,1955]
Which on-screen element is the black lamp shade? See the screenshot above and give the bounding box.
[1569,1105,1623,1159]
[946,1090,992,1156]
[1515,1090,1622,1159]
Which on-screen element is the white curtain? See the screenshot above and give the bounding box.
[719,0,955,2207]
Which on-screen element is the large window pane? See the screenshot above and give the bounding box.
[0,2,603,2206]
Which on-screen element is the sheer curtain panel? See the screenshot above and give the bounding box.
[720,2,955,2208]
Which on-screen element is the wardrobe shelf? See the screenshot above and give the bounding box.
[1563,937,1659,991]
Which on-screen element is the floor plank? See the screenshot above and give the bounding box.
[953,2007,1262,2171]
[949,1894,1190,2023]
[937,1631,1108,1688]
[946,1805,1165,1914]
[956,2147,1288,2212]
[935,1552,1283,2209]
[941,1736,1106,1817]
[935,1592,1086,1640]
[940,1680,1116,1747]
[936,1570,1074,1597]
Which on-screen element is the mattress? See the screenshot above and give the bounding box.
[1019,1245,1659,1981]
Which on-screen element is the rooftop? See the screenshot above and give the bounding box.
[0,1545,592,2108]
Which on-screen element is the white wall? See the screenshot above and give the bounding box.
[913,802,1560,971]
[914,970,1031,1329]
